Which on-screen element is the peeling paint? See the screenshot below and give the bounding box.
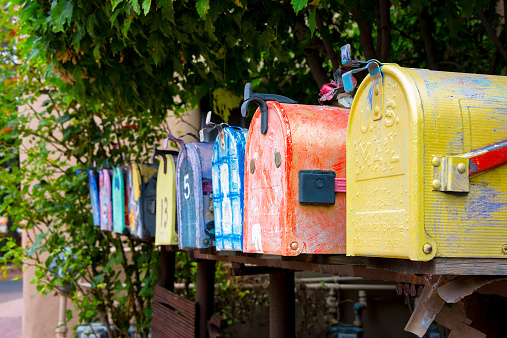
[243,101,349,256]
[176,142,215,249]
[212,127,248,251]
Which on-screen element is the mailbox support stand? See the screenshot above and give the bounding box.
[197,260,216,338]
[269,269,295,338]
[158,246,175,291]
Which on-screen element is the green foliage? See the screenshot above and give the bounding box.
[212,88,242,123]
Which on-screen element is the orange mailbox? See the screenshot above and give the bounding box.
[242,84,349,256]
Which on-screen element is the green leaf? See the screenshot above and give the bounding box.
[122,17,132,36]
[196,0,210,19]
[142,0,152,15]
[291,0,308,14]
[51,1,73,32]
[309,7,316,37]
[56,114,70,124]
[129,0,141,15]
[112,0,124,11]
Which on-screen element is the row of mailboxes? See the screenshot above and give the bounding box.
[86,56,507,261]
[86,163,159,240]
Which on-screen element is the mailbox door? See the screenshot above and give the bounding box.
[99,169,113,231]
[176,143,214,249]
[244,102,289,254]
[287,104,348,255]
[155,154,178,245]
[122,166,130,231]
[88,170,100,227]
[127,163,143,238]
[347,65,428,260]
[139,163,159,239]
[112,166,126,234]
[212,127,248,251]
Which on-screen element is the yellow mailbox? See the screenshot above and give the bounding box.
[347,63,507,261]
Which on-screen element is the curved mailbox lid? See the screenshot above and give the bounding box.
[347,64,507,261]
[112,166,129,235]
[99,169,113,231]
[87,170,100,227]
[212,127,248,251]
[155,153,178,245]
[176,142,215,249]
[243,101,348,256]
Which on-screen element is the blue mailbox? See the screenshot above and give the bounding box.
[176,139,215,249]
[211,127,248,251]
[87,170,100,227]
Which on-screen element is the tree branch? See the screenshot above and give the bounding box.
[478,9,507,65]
[378,0,391,62]
[351,4,377,60]
[315,8,341,71]
[418,7,439,70]
[294,17,329,88]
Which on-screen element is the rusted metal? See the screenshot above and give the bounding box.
[269,269,295,338]
[196,260,216,338]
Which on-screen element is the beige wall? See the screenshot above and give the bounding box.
[21,101,201,337]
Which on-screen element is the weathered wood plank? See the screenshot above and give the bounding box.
[152,285,197,338]
[366,257,507,276]
[153,302,195,338]
[154,285,197,321]
[195,248,507,277]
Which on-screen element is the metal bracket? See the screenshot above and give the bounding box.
[432,156,470,192]
[241,83,297,134]
[432,139,507,193]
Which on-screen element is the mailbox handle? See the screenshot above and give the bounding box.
[243,82,297,104]
[241,83,297,134]
[151,145,179,174]
[467,139,507,175]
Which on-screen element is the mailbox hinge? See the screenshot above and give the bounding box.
[432,139,507,193]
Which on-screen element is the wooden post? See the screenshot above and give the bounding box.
[197,260,216,338]
[270,269,295,338]
[158,246,175,292]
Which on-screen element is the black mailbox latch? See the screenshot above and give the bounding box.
[299,170,336,205]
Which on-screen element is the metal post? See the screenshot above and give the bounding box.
[196,260,216,338]
[55,293,68,338]
[270,269,295,338]
[158,246,175,292]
